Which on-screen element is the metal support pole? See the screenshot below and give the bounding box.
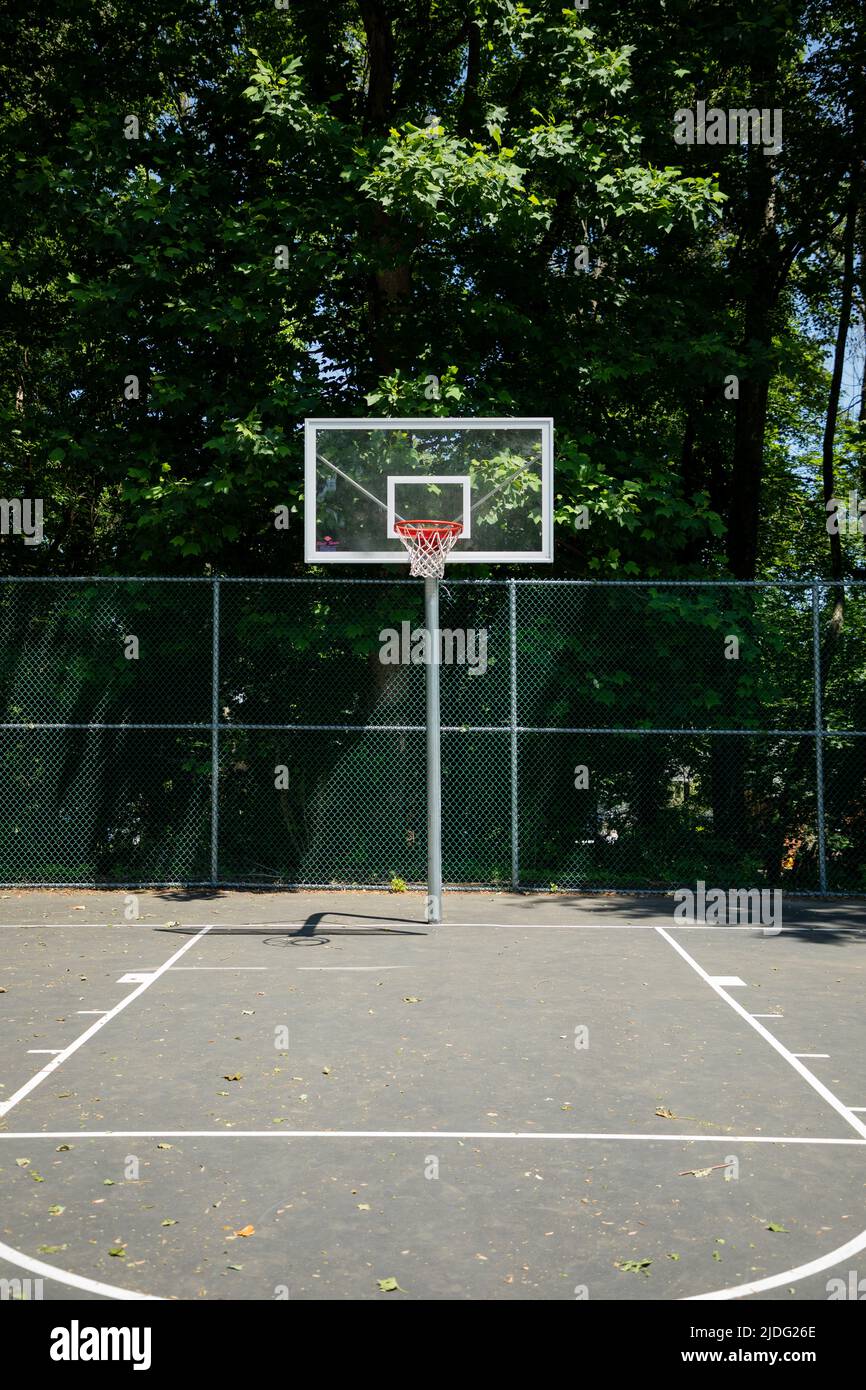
[811,579,828,894]
[509,579,519,889]
[211,578,220,886]
[425,576,442,923]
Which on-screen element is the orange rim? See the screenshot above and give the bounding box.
[394,519,463,540]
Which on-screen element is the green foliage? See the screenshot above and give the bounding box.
[0,1,861,581]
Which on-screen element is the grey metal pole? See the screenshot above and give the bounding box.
[811,579,828,893]
[211,578,220,886]
[425,576,442,923]
[509,579,519,889]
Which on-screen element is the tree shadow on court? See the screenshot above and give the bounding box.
[530,891,866,943]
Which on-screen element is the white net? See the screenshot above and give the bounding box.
[395,520,463,578]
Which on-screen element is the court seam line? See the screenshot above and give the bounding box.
[0,924,214,1118]
[654,925,866,1140]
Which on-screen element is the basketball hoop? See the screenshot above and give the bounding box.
[394,519,463,578]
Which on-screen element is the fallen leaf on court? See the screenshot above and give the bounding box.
[0,986,6,992]
[667,1253,680,1261]
[403,996,421,1004]
[616,1259,652,1276]
[30,1172,45,1182]
[156,1142,173,1150]
[56,1145,71,1152]
[767,1223,788,1233]
[15,1158,30,1168]
[322,1066,331,1075]
[377,1277,405,1292]
[38,1245,68,1254]
[227,1264,243,1271]
[357,1204,370,1211]
[223,1073,243,1081]
[73,906,86,911]
[161,1219,177,1226]
[103,1179,115,1186]
[679,1167,714,1178]
[712,1251,721,1261]
[164,920,180,927]
[234,1225,255,1237]
[108,1248,126,1258]
[217,1090,229,1096]
[48,1205,65,1216]
[655,1107,676,1119]
[242,1010,255,1016]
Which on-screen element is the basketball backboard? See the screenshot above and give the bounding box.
[304,417,553,565]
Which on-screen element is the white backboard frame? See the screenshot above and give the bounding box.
[304,417,554,565]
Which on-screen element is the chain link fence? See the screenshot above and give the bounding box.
[1,577,864,894]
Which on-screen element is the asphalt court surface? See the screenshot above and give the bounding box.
[1,890,865,1300]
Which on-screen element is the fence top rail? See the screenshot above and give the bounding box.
[0,575,863,588]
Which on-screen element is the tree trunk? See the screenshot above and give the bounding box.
[358,2,411,379]
[726,154,778,580]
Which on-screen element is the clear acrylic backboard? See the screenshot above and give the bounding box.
[305,417,553,565]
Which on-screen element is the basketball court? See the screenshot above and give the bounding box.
[3,418,862,1304]
[1,889,865,1301]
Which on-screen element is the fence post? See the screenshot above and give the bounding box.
[509,579,519,889]
[811,579,828,894]
[211,578,220,886]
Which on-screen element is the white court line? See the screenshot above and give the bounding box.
[0,1130,863,1145]
[688,1224,866,1301]
[296,966,403,972]
[443,921,866,932]
[433,922,866,934]
[0,1238,160,1301]
[751,1014,784,1018]
[0,924,213,1118]
[77,1010,109,1015]
[26,1049,62,1055]
[5,919,866,933]
[794,1053,830,1059]
[655,926,866,1141]
[170,966,267,971]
